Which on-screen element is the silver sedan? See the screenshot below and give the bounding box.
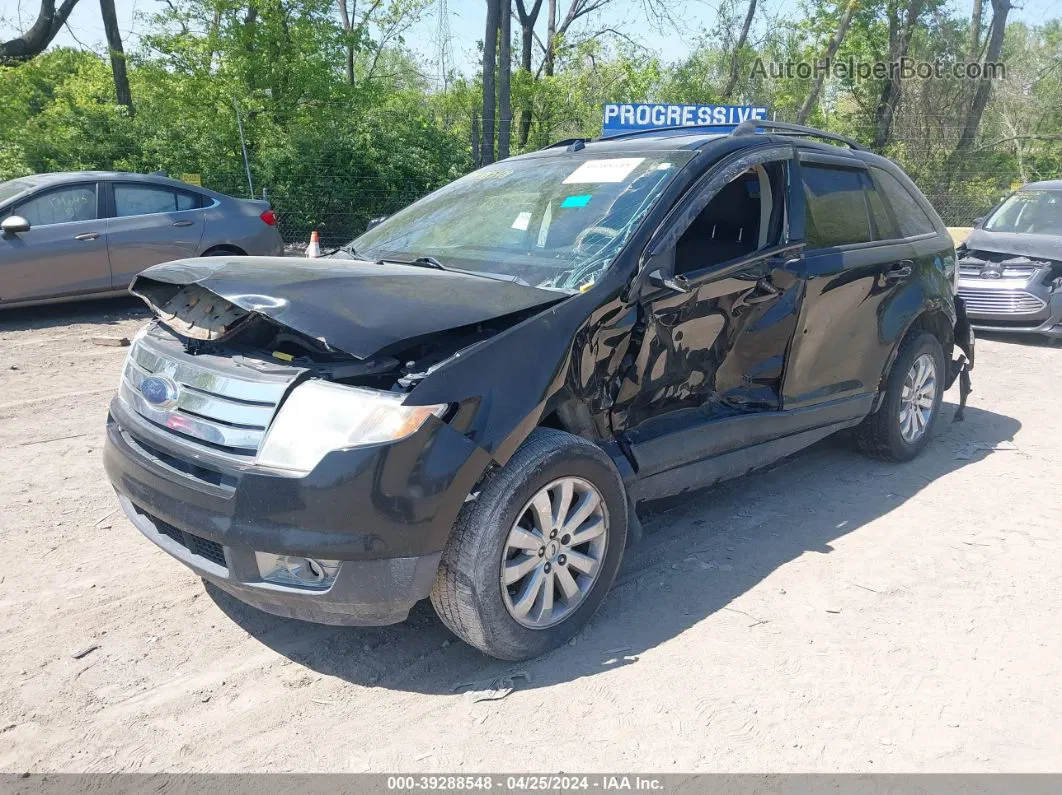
[0,171,284,308]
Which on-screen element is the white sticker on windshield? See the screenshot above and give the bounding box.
[537,202,552,248]
[511,211,532,231]
[563,157,645,184]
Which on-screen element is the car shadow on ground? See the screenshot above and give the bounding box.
[0,296,146,333]
[206,400,1020,696]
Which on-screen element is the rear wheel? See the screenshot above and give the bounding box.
[855,331,945,462]
[430,429,627,660]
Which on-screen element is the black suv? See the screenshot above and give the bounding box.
[104,121,974,660]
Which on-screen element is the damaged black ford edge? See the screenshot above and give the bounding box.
[103,121,974,660]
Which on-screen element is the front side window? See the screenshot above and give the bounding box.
[343,151,695,291]
[801,164,872,248]
[15,185,97,227]
[114,184,199,217]
[984,189,1062,235]
[870,167,936,237]
[675,161,789,275]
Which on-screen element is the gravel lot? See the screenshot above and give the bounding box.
[1,298,1059,773]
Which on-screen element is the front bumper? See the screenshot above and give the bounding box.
[958,279,1062,338]
[118,489,440,625]
[104,398,491,625]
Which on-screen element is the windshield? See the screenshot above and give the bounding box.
[342,151,694,291]
[984,189,1062,235]
[0,178,34,205]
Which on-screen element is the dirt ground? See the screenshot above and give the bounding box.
[1,297,1059,773]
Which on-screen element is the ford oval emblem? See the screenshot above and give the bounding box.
[140,375,179,408]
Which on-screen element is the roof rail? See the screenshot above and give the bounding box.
[731,120,866,151]
[545,137,589,149]
[544,120,866,150]
[596,124,738,142]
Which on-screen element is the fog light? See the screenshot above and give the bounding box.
[255,552,341,589]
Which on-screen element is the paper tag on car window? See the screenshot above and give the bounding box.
[563,158,644,184]
[511,211,532,231]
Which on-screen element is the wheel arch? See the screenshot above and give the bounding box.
[490,390,605,466]
[200,243,247,257]
[874,302,955,411]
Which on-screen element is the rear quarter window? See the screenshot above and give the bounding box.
[870,167,936,237]
[114,184,203,216]
[801,164,872,248]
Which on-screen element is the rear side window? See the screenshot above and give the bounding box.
[801,164,871,248]
[870,167,936,237]
[15,185,97,226]
[114,184,201,217]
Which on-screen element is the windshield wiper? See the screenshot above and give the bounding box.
[376,255,536,288]
[325,241,359,258]
[376,255,446,270]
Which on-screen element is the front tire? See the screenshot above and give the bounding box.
[430,429,628,660]
[855,331,945,462]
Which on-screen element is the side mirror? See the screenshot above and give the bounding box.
[972,216,986,228]
[1,215,30,235]
[366,215,388,231]
[647,268,691,294]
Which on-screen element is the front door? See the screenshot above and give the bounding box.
[104,182,206,289]
[610,144,807,478]
[0,182,111,303]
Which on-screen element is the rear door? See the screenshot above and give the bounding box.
[0,182,111,303]
[104,181,207,289]
[782,152,915,410]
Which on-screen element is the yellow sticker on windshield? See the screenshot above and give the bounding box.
[563,158,645,184]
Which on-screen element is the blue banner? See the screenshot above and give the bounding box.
[602,103,769,135]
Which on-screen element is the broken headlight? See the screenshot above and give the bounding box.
[255,380,447,475]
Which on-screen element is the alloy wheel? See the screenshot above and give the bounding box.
[898,353,937,443]
[500,477,609,629]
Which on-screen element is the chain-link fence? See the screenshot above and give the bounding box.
[923,194,1001,227]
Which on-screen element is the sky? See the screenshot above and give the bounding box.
[1,0,721,75]
[1,0,1058,81]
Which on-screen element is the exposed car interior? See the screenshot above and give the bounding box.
[675,163,787,274]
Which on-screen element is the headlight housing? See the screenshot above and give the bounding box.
[255,380,447,475]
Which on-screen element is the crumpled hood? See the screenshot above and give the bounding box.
[963,229,1062,261]
[130,256,564,359]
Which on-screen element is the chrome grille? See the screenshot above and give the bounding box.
[958,262,1041,279]
[119,332,298,456]
[958,251,1049,280]
[958,287,1047,315]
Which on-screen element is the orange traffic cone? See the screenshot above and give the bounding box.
[306,229,321,258]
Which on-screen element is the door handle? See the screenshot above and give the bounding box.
[74,232,100,241]
[172,220,194,227]
[885,260,914,282]
[745,276,781,304]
